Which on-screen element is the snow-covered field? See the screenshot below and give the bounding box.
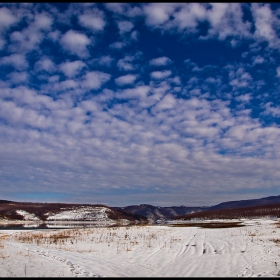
[1,219,280,277]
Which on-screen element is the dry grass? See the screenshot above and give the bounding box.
[8,225,184,254]
[270,238,280,244]
[248,233,256,236]
[0,234,9,240]
[0,234,7,251]
[275,222,280,228]
[11,229,81,248]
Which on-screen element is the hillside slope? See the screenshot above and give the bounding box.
[208,195,280,211]
[0,201,147,224]
[114,204,208,222]
[174,203,280,220]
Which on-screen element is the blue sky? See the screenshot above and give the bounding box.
[1,3,280,207]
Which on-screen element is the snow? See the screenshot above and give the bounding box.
[0,206,129,228]
[1,219,280,277]
[46,206,113,221]
[16,210,41,221]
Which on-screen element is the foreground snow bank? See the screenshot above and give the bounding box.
[0,219,280,277]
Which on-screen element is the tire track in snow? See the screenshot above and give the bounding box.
[177,228,199,257]
[33,249,102,277]
[6,242,102,277]
[174,228,253,277]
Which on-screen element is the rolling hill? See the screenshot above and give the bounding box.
[1,194,280,224]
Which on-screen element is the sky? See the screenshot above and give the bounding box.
[1,3,280,207]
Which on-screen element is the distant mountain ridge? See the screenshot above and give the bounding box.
[0,200,13,204]
[208,195,280,211]
[1,194,280,223]
[113,204,207,222]
[174,195,280,221]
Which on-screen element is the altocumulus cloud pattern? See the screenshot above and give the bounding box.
[1,3,280,206]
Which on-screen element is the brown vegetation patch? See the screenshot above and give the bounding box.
[270,238,280,244]
[169,222,245,228]
[274,222,280,228]
[0,234,9,240]
[13,230,75,246]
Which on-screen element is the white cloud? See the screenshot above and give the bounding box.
[252,55,265,65]
[6,11,53,53]
[59,60,86,77]
[8,71,29,84]
[155,93,177,110]
[235,94,251,103]
[117,85,150,99]
[150,56,172,66]
[109,41,126,49]
[105,3,143,18]
[78,9,106,32]
[35,57,56,72]
[34,13,53,30]
[126,6,143,18]
[82,71,111,89]
[115,74,137,86]
[117,57,137,71]
[225,124,257,141]
[206,3,252,40]
[168,76,181,85]
[229,68,252,88]
[143,3,249,40]
[142,3,252,41]
[53,79,79,91]
[144,3,178,26]
[117,20,134,34]
[9,28,43,53]
[277,67,280,78]
[131,30,139,41]
[60,30,91,57]
[207,3,229,27]
[172,3,207,31]
[105,3,127,14]
[48,75,60,83]
[48,30,61,41]
[0,7,18,30]
[0,54,28,69]
[263,102,280,117]
[251,3,278,46]
[97,56,114,67]
[150,70,172,79]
